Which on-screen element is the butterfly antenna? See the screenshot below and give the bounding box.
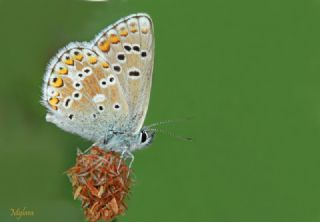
[150,128,193,142]
[146,117,194,128]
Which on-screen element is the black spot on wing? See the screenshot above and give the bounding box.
[129,70,140,77]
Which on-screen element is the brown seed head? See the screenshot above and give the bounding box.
[67,146,132,222]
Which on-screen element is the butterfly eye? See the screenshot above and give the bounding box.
[140,131,148,143]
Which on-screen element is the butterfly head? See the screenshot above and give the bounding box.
[102,127,155,152]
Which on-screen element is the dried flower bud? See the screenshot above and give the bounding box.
[67,146,132,222]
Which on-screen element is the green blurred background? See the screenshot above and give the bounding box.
[1,0,320,221]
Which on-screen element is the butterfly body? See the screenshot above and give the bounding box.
[97,128,155,152]
[42,13,155,152]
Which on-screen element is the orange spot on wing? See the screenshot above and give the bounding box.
[89,57,98,64]
[49,97,59,105]
[129,23,138,33]
[120,30,128,37]
[74,54,83,61]
[58,67,68,75]
[99,39,111,52]
[110,34,120,44]
[141,28,148,34]
[50,77,64,88]
[130,28,138,33]
[64,58,74,65]
[50,105,58,110]
[101,62,110,68]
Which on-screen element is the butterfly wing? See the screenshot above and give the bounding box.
[92,13,154,134]
[42,43,130,142]
[42,13,154,142]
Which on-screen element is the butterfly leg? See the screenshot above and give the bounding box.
[117,149,127,173]
[117,149,134,176]
[82,144,96,154]
[123,150,134,178]
[126,151,134,169]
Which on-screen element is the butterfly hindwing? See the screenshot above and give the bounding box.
[42,44,129,141]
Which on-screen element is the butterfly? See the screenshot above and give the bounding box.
[42,13,155,157]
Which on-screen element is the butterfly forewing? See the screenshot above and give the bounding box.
[42,13,154,142]
[93,14,154,134]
